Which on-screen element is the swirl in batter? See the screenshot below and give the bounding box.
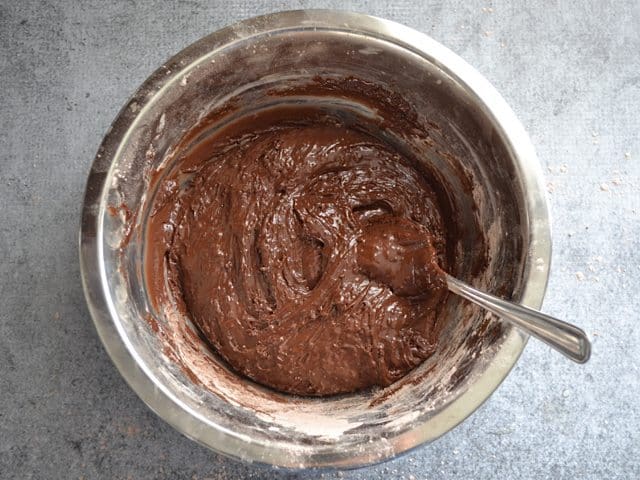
[146,106,452,396]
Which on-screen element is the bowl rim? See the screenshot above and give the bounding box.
[79,9,551,469]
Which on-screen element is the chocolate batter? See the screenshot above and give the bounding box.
[146,105,453,396]
[357,218,447,298]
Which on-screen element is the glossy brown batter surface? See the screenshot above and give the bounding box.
[146,106,452,396]
[357,217,447,298]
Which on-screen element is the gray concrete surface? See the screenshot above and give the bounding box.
[1,0,638,478]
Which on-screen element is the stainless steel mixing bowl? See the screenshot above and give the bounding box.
[79,10,551,468]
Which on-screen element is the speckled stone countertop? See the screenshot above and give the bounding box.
[1,1,638,478]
